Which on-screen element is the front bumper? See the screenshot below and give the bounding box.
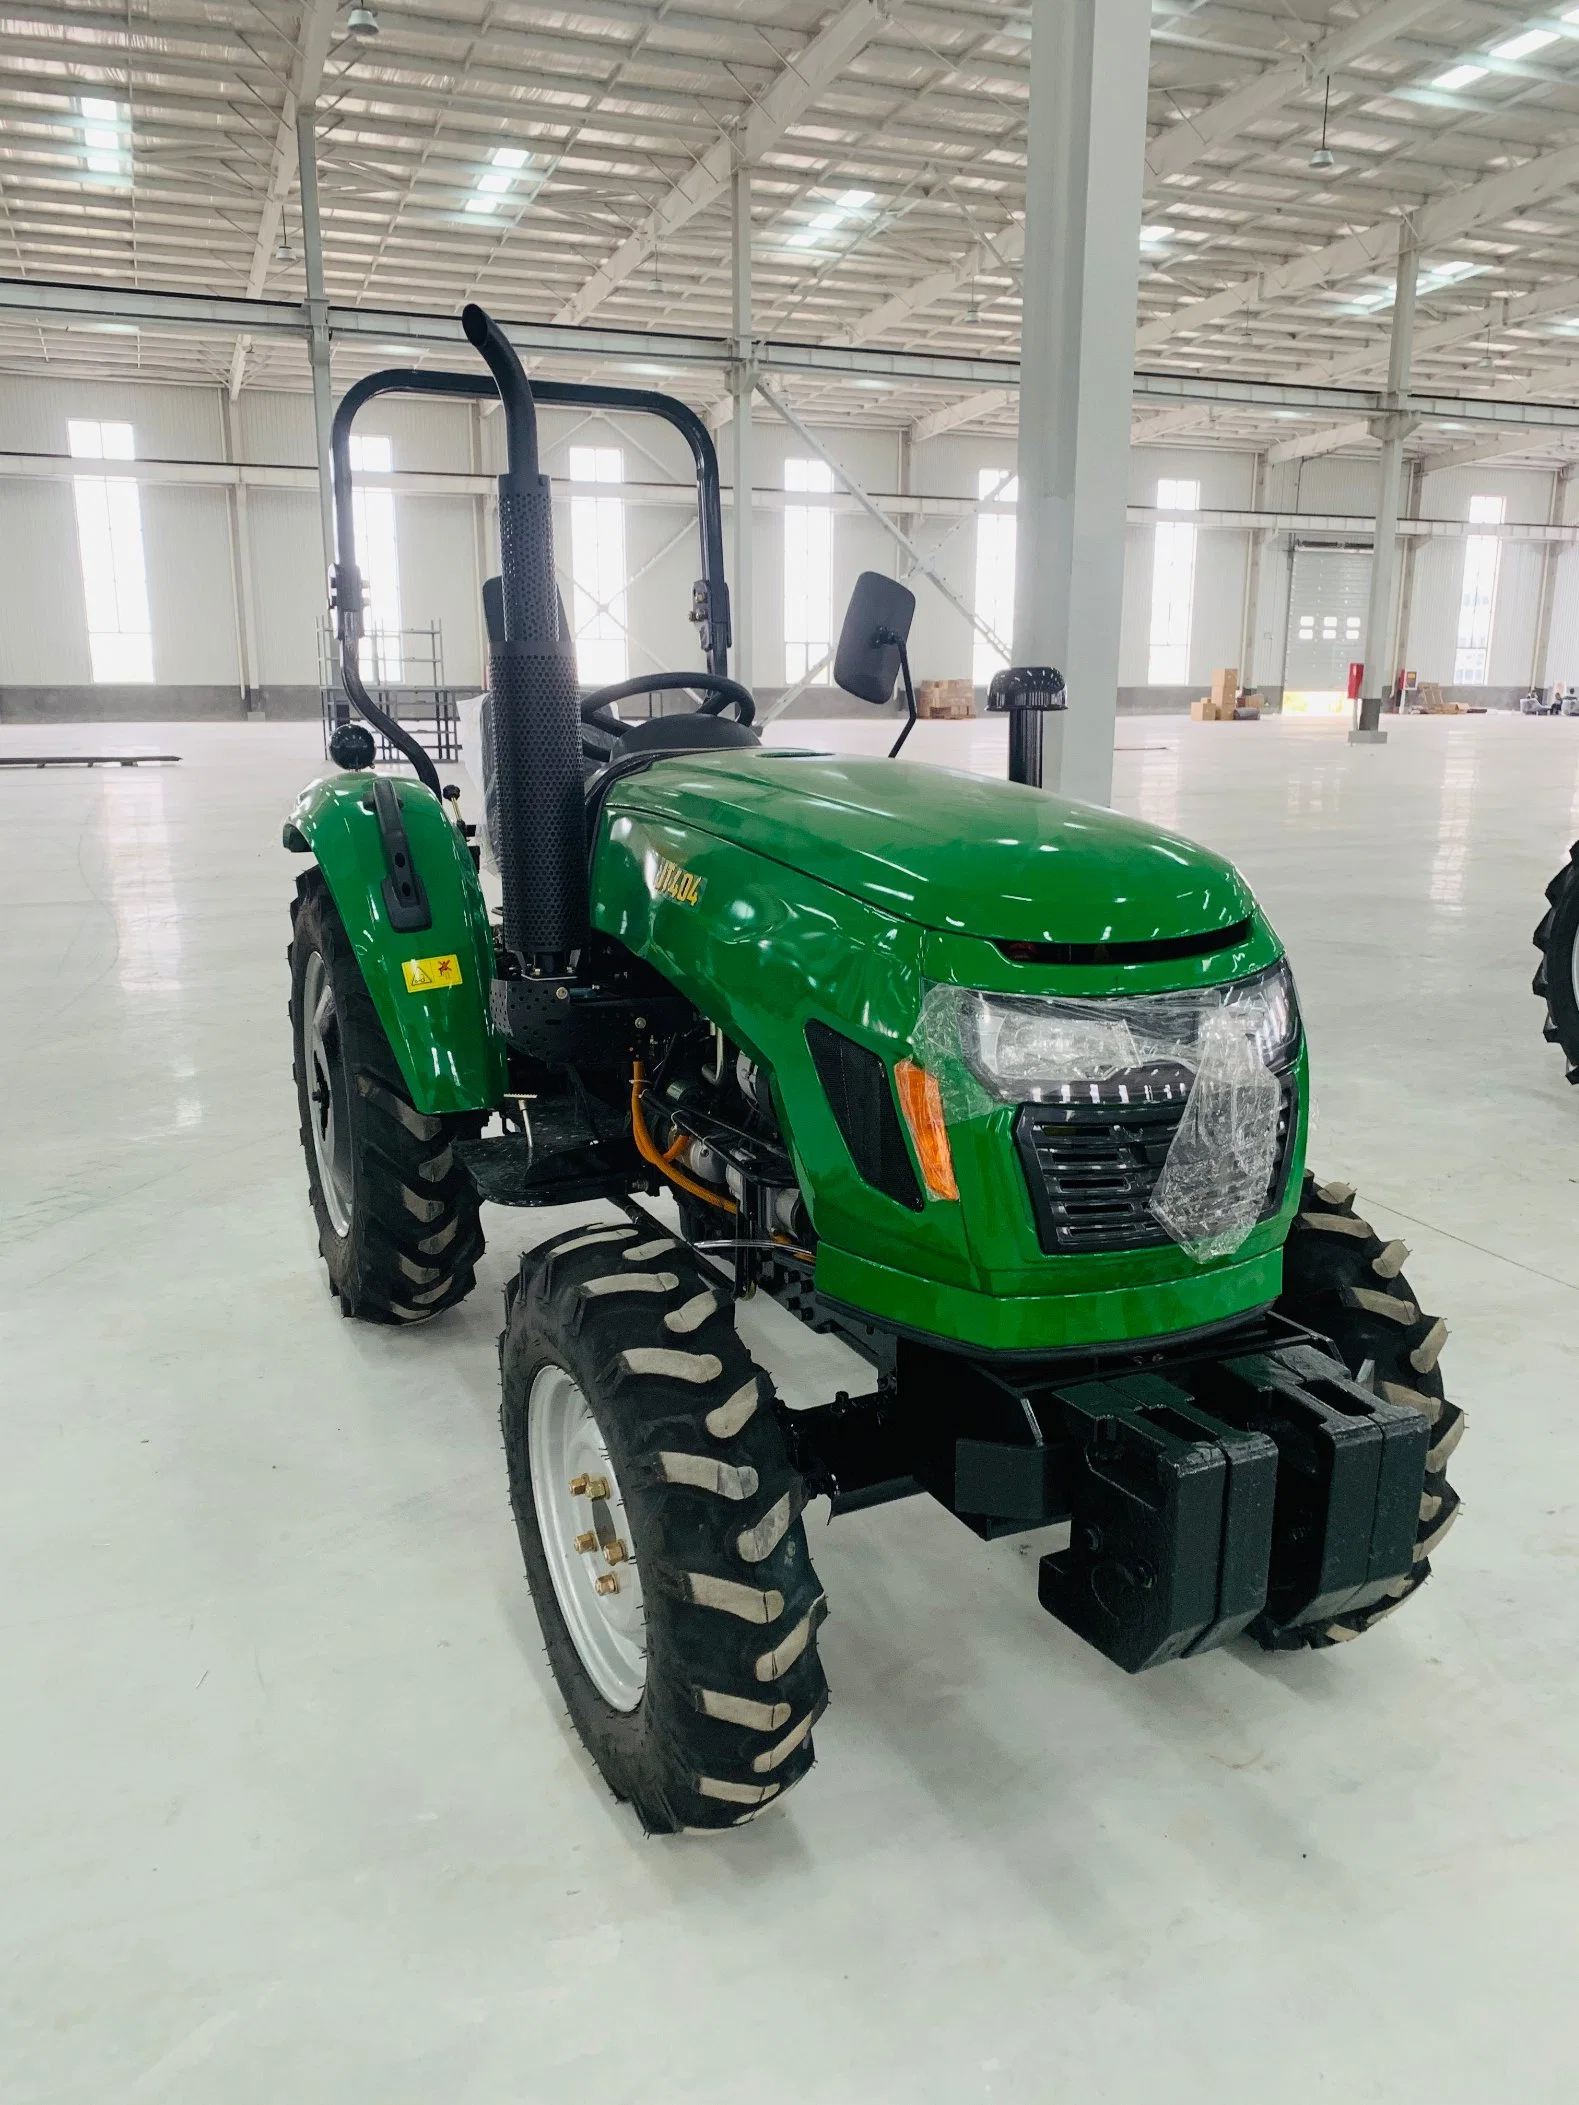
[786,1315,1431,1667]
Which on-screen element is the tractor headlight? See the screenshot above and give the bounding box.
[957,960,1301,1104]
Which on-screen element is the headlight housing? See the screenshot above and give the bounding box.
[958,960,1300,1104]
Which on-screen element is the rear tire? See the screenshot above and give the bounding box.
[500,1220,828,1832]
[1533,841,1579,1081]
[288,870,484,1322]
[1269,1171,1464,1647]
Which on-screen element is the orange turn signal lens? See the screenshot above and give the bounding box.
[894,1059,959,1201]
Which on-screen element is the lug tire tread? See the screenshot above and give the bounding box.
[288,870,484,1323]
[499,1221,828,1834]
[1532,840,1579,1082]
[1267,1170,1463,1649]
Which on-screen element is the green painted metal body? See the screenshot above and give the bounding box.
[592,754,1306,1353]
[285,772,507,1115]
[286,749,1307,1354]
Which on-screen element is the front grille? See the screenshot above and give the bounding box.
[1015,1067,1296,1255]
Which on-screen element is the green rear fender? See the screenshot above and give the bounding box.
[284,773,506,1115]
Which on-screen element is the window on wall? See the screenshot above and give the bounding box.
[67,419,153,683]
[1148,478,1200,685]
[973,468,1018,687]
[1454,493,1505,685]
[784,457,835,682]
[568,444,628,686]
[348,434,403,682]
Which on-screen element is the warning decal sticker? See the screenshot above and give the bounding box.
[401,953,463,992]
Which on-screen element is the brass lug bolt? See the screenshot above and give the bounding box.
[574,1531,597,1554]
[584,1475,611,1502]
[603,1539,628,1566]
[593,1573,620,1596]
[568,1473,589,1496]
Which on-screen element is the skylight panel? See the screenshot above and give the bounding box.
[1492,29,1559,60]
[79,97,130,183]
[465,146,536,216]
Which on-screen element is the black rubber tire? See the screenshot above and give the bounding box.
[500,1220,828,1833]
[1533,841,1579,1081]
[1269,1170,1464,1647]
[288,869,484,1323]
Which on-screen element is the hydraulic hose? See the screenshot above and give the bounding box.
[630,1061,737,1213]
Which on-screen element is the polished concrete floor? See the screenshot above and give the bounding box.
[3,713,1577,2103]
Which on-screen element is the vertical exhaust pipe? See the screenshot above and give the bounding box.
[461,304,587,982]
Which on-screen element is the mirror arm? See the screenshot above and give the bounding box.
[886,636,918,759]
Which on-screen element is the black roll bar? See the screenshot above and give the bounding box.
[327,362,734,793]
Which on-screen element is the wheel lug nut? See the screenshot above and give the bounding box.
[568,1474,589,1495]
[594,1573,619,1596]
[585,1475,611,1501]
[574,1530,597,1553]
[603,1539,628,1565]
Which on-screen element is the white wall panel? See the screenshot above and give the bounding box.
[0,479,88,682]
[1546,546,1579,686]
[0,372,223,460]
[249,489,325,685]
[141,485,239,685]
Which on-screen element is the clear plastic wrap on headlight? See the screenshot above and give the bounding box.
[911,962,1300,1265]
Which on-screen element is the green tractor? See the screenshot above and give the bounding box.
[286,308,1463,1832]
[1535,841,1579,1080]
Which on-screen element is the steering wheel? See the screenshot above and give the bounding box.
[580,671,755,727]
[578,671,755,768]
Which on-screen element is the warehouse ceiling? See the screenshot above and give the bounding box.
[4,0,1579,465]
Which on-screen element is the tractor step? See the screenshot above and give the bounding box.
[455,1098,640,1208]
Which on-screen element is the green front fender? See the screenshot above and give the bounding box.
[284,773,506,1116]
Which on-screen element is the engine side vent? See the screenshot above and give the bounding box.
[805,1021,924,1213]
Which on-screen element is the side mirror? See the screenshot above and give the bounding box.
[834,571,916,705]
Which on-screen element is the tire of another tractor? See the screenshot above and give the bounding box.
[288,869,485,1323]
[1268,1170,1465,1648]
[1533,840,1579,1082]
[500,1221,828,1833]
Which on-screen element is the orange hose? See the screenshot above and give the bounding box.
[630,1060,738,1213]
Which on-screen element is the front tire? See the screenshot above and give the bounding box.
[288,870,484,1322]
[1270,1172,1464,1646]
[1533,841,1579,1081]
[501,1221,829,1832]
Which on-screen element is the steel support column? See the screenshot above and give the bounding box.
[1011,0,1151,803]
[730,159,755,688]
[1239,451,1267,694]
[295,105,338,604]
[1359,240,1419,727]
[1532,465,1574,692]
[221,393,262,714]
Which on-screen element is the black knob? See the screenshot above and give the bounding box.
[328,722,377,771]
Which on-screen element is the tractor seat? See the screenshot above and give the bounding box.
[613,714,760,758]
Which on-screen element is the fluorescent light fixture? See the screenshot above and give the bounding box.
[1433,63,1488,90]
[465,145,536,216]
[1492,28,1559,59]
[783,187,876,250]
[80,96,130,181]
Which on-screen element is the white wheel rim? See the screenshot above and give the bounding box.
[303,950,353,1238]
[528,1363,648,1711]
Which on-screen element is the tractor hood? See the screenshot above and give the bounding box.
[607,752,1254,949]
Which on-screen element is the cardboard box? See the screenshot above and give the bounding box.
[1209,666,1239,710]
[916,678,975,720]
